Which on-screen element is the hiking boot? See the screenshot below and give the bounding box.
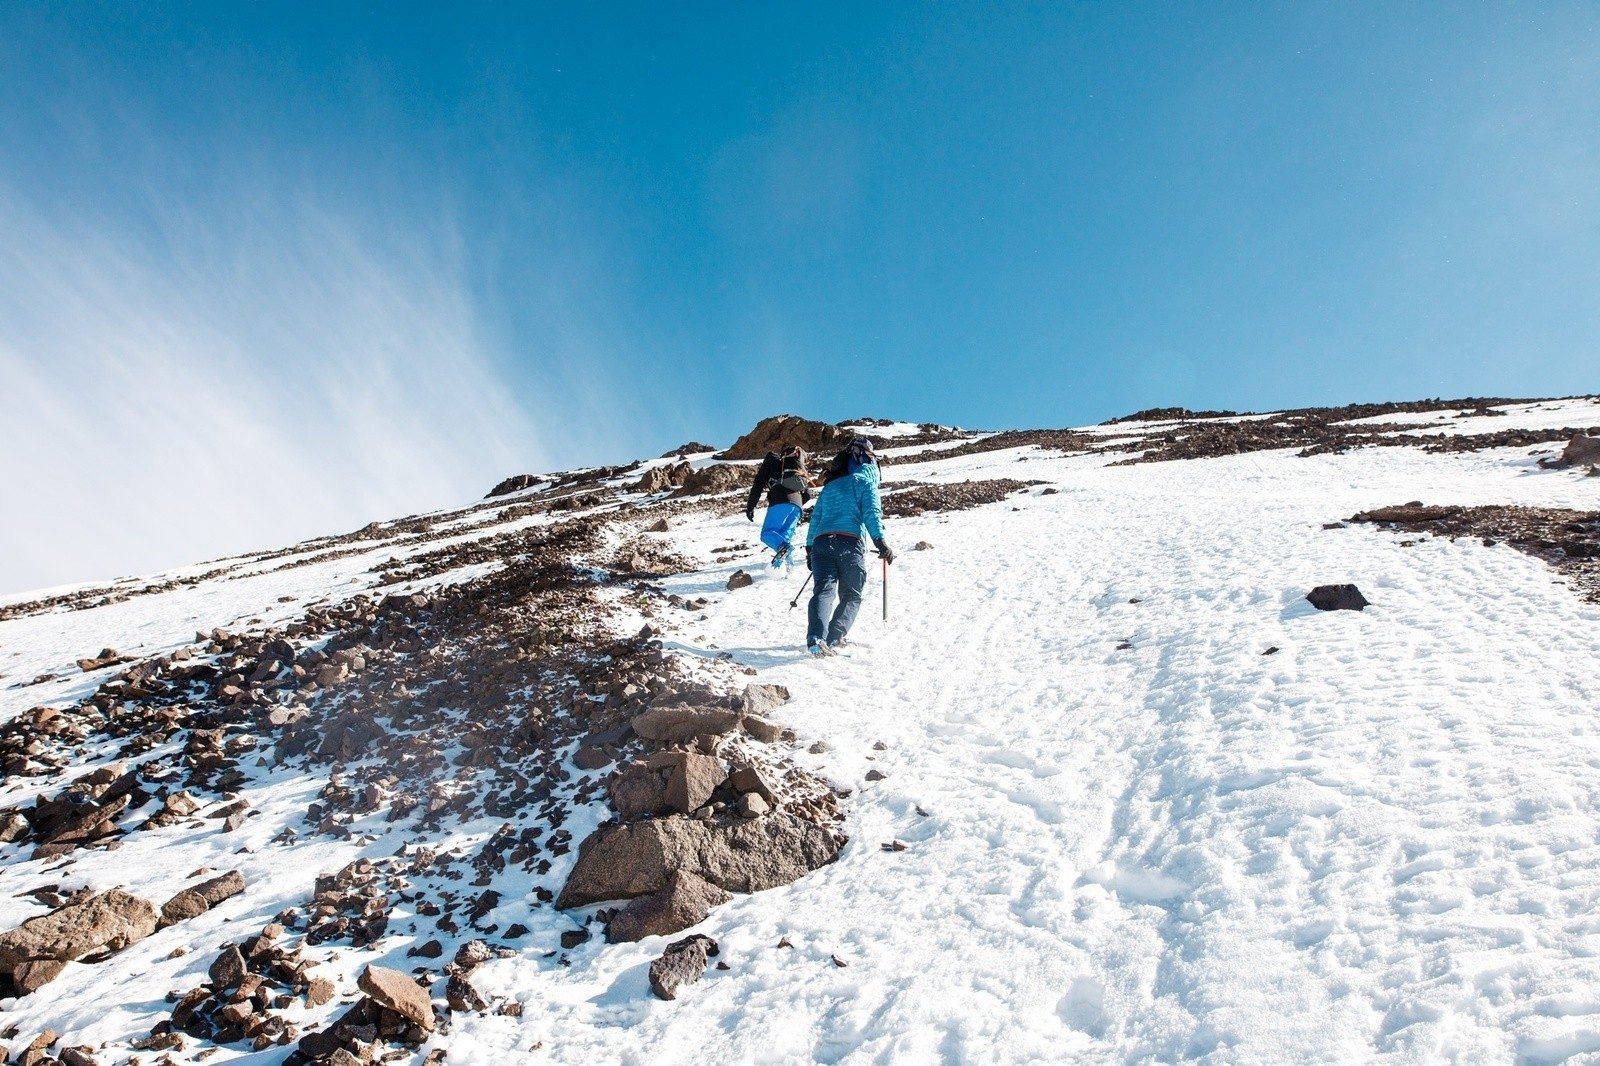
[807,642,833,657]
[770,544,791,569]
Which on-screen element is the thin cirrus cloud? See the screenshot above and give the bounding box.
[0,186,554,597]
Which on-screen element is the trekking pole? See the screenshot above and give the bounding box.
[789,572,813,610]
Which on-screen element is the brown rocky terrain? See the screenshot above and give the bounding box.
[1102,397,1599,465]
[1351,504,1600,604]
[883,479,1047,517]
[0,483,842,1061]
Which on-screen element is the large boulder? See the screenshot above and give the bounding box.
[1561,433,1600,468]
[672,464,747,498]
[716,415,851,461]
[1306,584,1370,612]
[648,934,719,1000]
[556,812,843,908]
[160,870,245,926]
[607,870,730,943]
[634,462,690,494]
[0,889,159,986]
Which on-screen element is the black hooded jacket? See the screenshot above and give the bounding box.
[746,452,812,516]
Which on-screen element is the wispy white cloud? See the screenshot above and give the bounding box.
[0,186,556,595]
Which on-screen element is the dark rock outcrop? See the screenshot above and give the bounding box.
[446,972,488,1013]
[742,715,783,743]
[485,474,540,498]
[1560,432,1600,468]
[207,945,246,989]
[729,767,777,805]
[716,415,850,462]
[1306,584,1370,612]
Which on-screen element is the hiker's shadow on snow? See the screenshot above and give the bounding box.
[662,640,812,670]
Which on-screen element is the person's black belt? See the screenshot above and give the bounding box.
[817,532,859,540]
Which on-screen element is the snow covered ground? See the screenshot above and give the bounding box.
[3,397,1599,1063]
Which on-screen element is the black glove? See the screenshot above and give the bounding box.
[874,539,896,565]
[746,505,755,522]
[805,547,813,571]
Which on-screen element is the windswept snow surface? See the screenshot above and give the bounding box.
[3,399,1599,1064]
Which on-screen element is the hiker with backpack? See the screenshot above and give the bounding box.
[746,446,814,568]
[804,437,895,656]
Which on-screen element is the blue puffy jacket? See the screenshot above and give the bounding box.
[805,462,885,546]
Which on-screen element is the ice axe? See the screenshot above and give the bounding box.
[879,552,888,621]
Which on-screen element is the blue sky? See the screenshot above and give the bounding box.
[2,2,1597,591]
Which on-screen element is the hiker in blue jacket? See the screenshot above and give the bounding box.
[804,437,895,656]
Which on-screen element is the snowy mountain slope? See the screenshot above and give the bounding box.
[1,397,1597,1065]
